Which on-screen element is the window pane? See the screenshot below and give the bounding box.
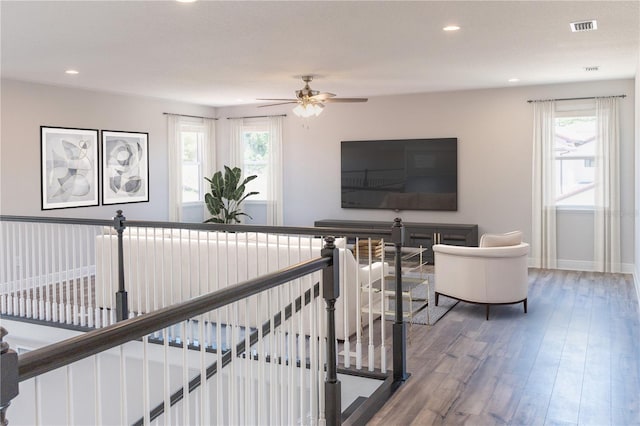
[245,163,268,199]
[554,159,594,206]
[180,126,206,202]
[182,132,198,162]
[182,164,201,202]
[243,131,269,201]
[244,132,269,160]
[554,116,596,206]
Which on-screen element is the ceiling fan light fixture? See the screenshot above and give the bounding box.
[293,103,324,118]
[259,76,366,115]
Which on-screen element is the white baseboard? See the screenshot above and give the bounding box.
[528,257,634,274]
[555,260,634,274]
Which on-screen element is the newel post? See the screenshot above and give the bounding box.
[322,236,342,426]
[0,327,19,426]
[391,218,409,382]
[114,210,128,321]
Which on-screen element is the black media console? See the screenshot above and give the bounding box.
[314,219,478,264]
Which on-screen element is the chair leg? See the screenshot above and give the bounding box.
[486,304,490,320]
[435,292,440,306]
[523,298,527,314]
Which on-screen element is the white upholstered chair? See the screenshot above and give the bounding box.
[432,231,529,320]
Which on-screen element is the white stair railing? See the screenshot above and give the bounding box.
[4,249,338,425]
[1,214,410,424]
[0,219,108,328]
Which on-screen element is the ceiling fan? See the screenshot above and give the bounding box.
[257,76,368,117]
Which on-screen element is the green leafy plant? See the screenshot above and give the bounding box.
[204,165,259,224]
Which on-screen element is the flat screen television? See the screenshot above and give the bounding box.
[341,138,458,211]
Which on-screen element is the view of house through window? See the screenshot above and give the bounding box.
[181,124,206,203]
[554,114,596,207]
[242,127,269,201]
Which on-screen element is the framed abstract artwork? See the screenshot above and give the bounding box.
[41,126,99,210]
[101,130,149,205]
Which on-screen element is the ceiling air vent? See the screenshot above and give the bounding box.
[570,20,598,32]
[584,66,599,72]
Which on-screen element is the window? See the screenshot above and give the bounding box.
[180,123,206,203]
[241,123,270,201]
[168,115,215,222]
[554,112,596,207]
[532,97,621,272]
[229,116,282,225]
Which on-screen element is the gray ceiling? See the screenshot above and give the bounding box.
[1,1,638,107]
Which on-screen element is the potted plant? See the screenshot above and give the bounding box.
[204,165,259,224]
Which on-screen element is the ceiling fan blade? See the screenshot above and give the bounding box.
[257,101,299,107]
[256,98,299,102]
[310,92,336,101]
[323,97,368,103]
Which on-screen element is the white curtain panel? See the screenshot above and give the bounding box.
[202,118,217,220]
[531,101,557,269]
[228,118,244,169]
[594,97,621,273]
[167,114,183,221]
[228,118,248,224]
[267,116,284,226]
[168,115,216,222]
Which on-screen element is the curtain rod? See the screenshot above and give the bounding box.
[226,114,287,120]
[527,94,626,103]
[163,112,218,120]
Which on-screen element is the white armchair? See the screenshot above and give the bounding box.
[432,231,529,320]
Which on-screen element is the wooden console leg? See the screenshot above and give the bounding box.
[435,292,440,306]
[486,304,490,320]
[523,298,528,314]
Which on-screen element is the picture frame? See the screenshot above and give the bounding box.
[101,130,149,205]
[41,126,99,210]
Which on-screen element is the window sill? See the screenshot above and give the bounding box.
[556,205,594,213]
[182,201,204,207]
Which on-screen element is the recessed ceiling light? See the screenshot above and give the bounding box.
[508,78,520,83]
[176,0,197,3]
[236,98,244,102]
[443,25,460,32]
[65,69,79,75]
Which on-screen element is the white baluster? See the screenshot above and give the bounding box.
[380,239,387,373]
[368,238,375,372]
[94,354,102,425]
[66,365,73,425]
[119,346,128,425]
[163,327,172,424]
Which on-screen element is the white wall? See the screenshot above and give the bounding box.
[0,79,216,220]
[218,79,636,270]
[635,63,640,298]
[1,78,635,270]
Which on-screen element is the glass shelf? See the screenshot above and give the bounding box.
[359,244,429,320]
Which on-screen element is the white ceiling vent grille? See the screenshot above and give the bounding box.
[570,20,598,32]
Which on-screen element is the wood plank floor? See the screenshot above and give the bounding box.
[367,269,640,425]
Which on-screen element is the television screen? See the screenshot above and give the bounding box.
[341,138,457,211]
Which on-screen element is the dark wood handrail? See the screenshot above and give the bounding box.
[18,256,330,381]
[0,215,113,227]
[0,214,395,239]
